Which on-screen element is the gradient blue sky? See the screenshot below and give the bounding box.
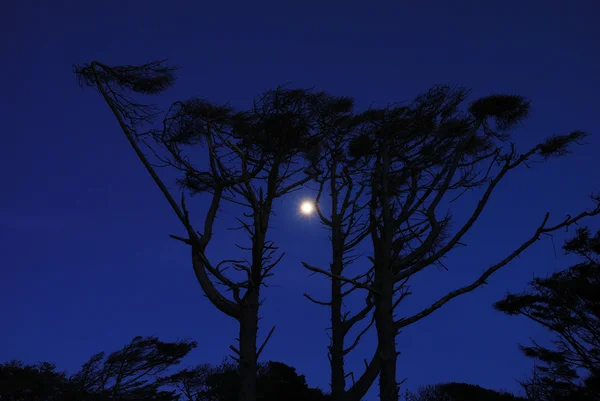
[2,0,599,398]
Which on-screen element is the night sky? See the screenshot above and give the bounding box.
[2,1,599,399]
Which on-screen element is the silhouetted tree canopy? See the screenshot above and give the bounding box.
[0,336,195,401]
[303,83,600,401]
[494,227,600,401]
[164,359,329,401]
[0,361,69,401]
[0,336,329,401]
[405,382,526,401]
[74,60,344,401]
[74,59,600,401]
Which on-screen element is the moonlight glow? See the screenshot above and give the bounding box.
[300,201,315,215]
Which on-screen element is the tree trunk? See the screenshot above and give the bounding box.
[330,273,346,401]
[376,145,399,401]
[238,290,259,401]
[330,171,346,401]
[375,272,398,401]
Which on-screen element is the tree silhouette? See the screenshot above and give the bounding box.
[0,361,69,401]
[308,85,600,401]
[405,384,453,401]
[71,335,195,400]
[74,61,325,401]
[165,359,329,401]
[73,61,600,401]
[0,337,330,401]
[1,336,331,401]
[405,382,526,401]
[300,94,380,401]
[494,227,600,401]
[0,336,195,400]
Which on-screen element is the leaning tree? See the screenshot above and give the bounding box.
[74,60,326,401]
[494,227,600,401]
[70,335,196,400]
[0,336,196,400]
[305,85,600,401]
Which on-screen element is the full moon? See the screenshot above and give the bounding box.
[300,201,315,215]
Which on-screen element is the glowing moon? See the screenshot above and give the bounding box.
[300,201,315,215]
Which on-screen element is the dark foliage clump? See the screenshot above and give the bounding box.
[0,337,329,401]
[75,60,177,95]
[495,227,600,401]
[405,382,526,401]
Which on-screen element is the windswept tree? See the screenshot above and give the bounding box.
[0,336,195,401]
[494,227,600,401]
[301,95,380,401]
[70,335,195,400]
[1,337,330,401]
[75,60,327,401]
[309,85,600,401]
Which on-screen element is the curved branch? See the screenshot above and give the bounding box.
[395,201,600,330]
[345,346,381,401]
[395,145,538,282]
[88,62,240,320]
[301,262,379,295]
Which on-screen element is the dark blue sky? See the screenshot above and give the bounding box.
[2,0,599,398]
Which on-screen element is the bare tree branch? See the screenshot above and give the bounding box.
[302,262,379,295]
[395,200,600,331]
[256,326,276,358]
